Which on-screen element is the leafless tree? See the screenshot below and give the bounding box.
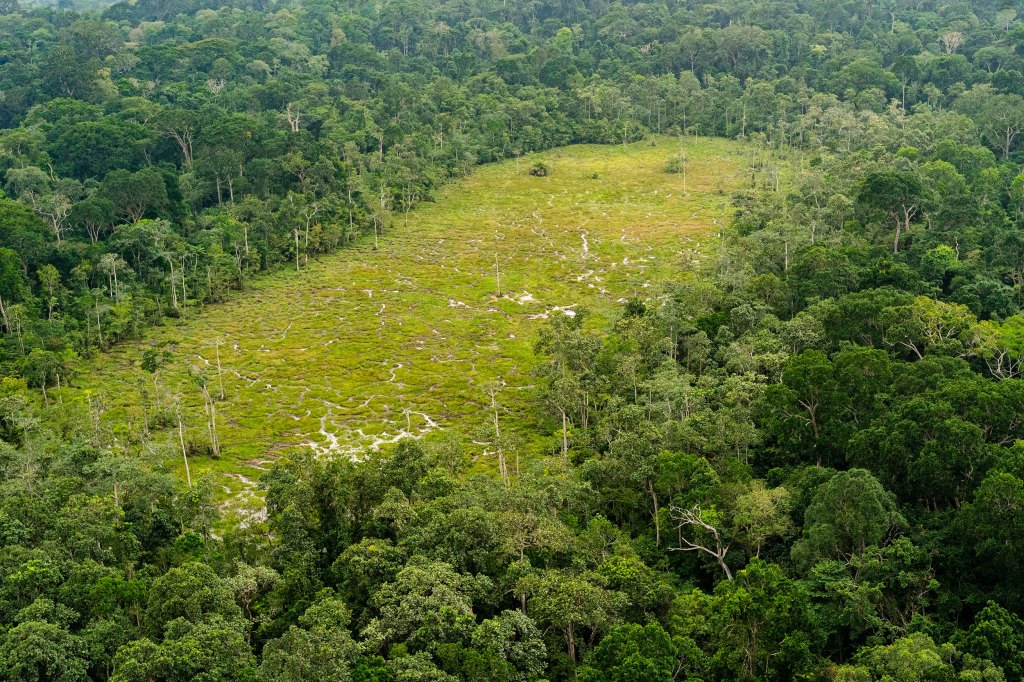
[285,102,301,132]
[670,505,733,580]
[939,31,963,54]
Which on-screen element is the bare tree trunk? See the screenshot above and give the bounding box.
[671,505,733,580]
[648,480,660,546]
[178,416,192,488]
[347,187,354,240]
[179,261,188,313]
[490,386,508,484]
[209,400,219,456]
[560,408,568,459]
[169,261,178,310]
[495,252,501,297]
[201,384,220,457]
[215,339,226,400]
[95,298,104,346]
[719,555,733,580]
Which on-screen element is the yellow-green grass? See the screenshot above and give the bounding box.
[69,137,750,507]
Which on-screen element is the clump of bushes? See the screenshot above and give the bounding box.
[529,160,549,176]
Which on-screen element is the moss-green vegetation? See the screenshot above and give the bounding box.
[69,137,748,495]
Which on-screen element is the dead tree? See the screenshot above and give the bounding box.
[285,103,301,132]
[670,505,733,580]
[486,383,509,485]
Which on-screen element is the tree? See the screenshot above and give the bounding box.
[670,505,733,580]
[39,44,98,100]
[955,601,1024,680]
[0,620,88,682]
[331,538,406,613]
[0,199,49,269]
[20,349,66,404]
[107,219,179,288]
[36,265,59,320]
[939,31,963,54]
[51,121,146,180]
[97,253,128,303]
[69,195,116,243]
[63,19,123,61]
[835,633,1004,681]
[849,396,990,506]
[534,310,601,458]
[792,469,904,568]
[880,296,976,359]
[225,563,279,625]
[5,166,81,243]
[190,366,220,457]
[675,28,709,74]
[672,560,817,681]
[361,557,491,654]
[102,167,169,223]
[715,24,768,76]
[957,472,1024,604]
[152,108,199,166]
[144,563,243,636]
[112,616,257,682]
[804,559,887,662]
[892,56,919,112]
[577,622,679,682]
[0,248,25,334]
[857,169,924,253]
[731,481,792,558]
[517,570,626,662]
[260,591,362,682]
[832,58,898,98]
[764,350,837,464]
[956,86,1024,159]
[469,610,547,682]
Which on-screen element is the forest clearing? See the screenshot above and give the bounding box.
[70,137,748,502]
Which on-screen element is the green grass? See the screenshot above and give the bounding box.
[68,137,750,511]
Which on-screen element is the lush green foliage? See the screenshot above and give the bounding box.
[5,0,1024,679]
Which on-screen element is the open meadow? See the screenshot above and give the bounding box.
[69,137,750,507]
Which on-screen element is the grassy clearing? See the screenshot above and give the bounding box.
[69,137,750,507]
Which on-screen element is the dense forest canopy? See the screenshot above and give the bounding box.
[3,0,1024,679]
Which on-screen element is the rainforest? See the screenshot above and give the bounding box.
[2,0,1024,679]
